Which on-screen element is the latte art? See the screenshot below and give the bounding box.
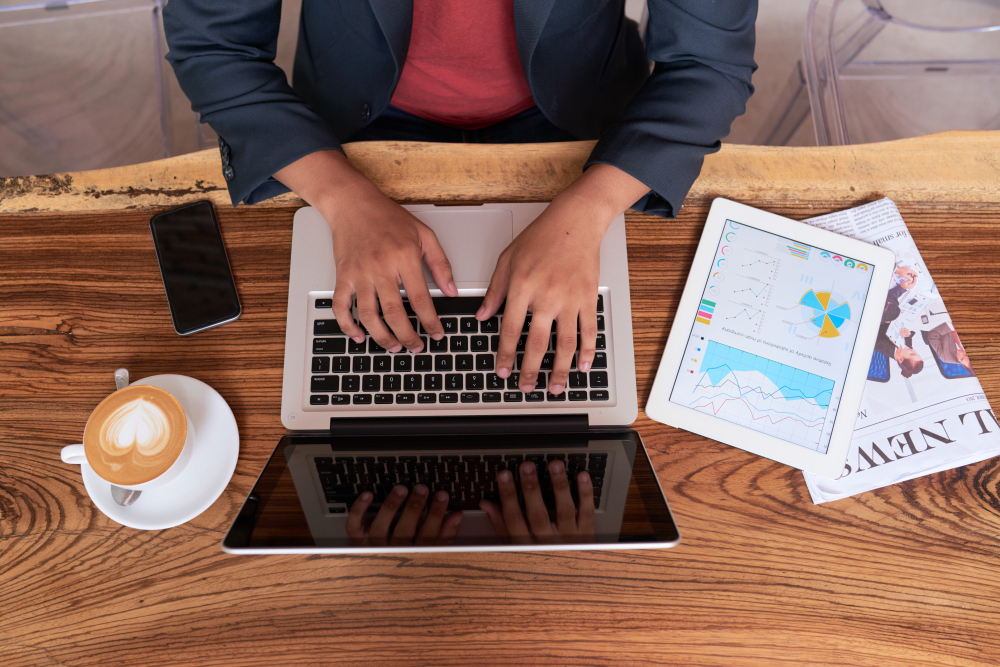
[84,385,188,486]
[101,398,173,456]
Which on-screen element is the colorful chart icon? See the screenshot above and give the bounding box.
[728,221,740,230]
[708,285,720,296]
[721,246,731,255]
[831,255,843,265]
[819,252,831,262]
[799,290,851,338]
[843,259,856,269]
[717,258,729,269]
[712,272,725,283]
[725,232,737,241]
[856,263,868,272]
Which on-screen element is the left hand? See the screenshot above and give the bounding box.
[476,164,649,395]
[900,327,911,338]
[346,484,463,547]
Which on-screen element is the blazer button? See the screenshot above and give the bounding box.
[223,165,234,181]
[362,102,371,122]
[221,152,230,167]
[218,136,226,149]
[220,143,230,158]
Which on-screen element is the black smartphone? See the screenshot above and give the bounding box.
[149,200,241,335]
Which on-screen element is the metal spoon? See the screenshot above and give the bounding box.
[110,368,142,507]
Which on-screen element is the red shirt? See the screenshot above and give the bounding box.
[389,0,535,130]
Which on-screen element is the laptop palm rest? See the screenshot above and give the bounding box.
[410,209,513,286]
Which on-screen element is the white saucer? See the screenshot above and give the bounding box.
[81,375,240,530]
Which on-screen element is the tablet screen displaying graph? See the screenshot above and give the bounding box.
[669,221,875,454]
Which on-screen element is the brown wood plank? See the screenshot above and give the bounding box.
[2,143,1000,666]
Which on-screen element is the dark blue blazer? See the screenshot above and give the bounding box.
[164,0,756,216]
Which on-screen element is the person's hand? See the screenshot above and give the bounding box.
[479,460,595,544]
[476,164,648,395]
[274,150,458,353]
[346,484,464,547]
[899,327,911,338]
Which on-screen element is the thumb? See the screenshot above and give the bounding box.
[477,253,510,320]
[419,226,457,296]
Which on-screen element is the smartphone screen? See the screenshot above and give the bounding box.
[149,201,241,335]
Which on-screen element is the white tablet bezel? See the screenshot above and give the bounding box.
[645,198,896,480]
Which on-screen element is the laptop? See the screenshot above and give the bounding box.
[222,204,681,553]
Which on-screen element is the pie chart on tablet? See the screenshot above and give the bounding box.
[799,290,852,338]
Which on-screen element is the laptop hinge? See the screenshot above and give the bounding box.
[328,414,589,437]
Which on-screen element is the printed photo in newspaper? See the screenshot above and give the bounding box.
[801,198,1000,503]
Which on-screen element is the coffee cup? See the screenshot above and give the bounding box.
[61,384,195,491]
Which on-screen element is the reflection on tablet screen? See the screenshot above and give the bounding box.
[669,220,875,454]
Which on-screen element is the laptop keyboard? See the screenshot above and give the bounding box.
[314,451,609,514]
[305,291,615,410]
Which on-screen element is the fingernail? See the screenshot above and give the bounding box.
[498,367,509,378]
[580,361,591,372]
[432,333,444,341]
[522,462,535,475]
[415,485,428,496]
[360,491,373,501]
[499,470,512,483]
[436,490,449,502]
[551,460,564,474]
[353,336,365,344]
[447,281,456,293]
[550,384,563,394]
[389,344,402,353]
[394,485,408,497]
[408,346,422,354]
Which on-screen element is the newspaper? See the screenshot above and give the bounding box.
[801,198,1000,503]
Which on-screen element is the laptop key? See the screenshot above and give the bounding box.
[460,392,480,403]
[455,354,474,371]
[352,356,371,373]
[546,391,566,401]
[435,355,453,372]
[503,391,523,402]
[507,372,520,390]
[516,335,527,352]
[414,354,433,372]
[525,391,544,402]
[313,338,346,354]
[315,298,333,309]
[348,339,367,354]
[352,394,372,405]
[589,371,609,388]
[312,356,330,373]
[396,393,415,404]
[342,375,360,392]
[440,393,458,403]
[330,356,350,373]
[568,390,587,401]
[330,394,350,405]
[590,390,610,401]
[445,374,463,391]
[313,320,344,335]
[394,356,412,372]
[539,353,554,370]
[404,374,421,391]
[465,373,484,390]
[483,392,501,402]
[429,338,448,353]
[311,376,339,392]
[383,374,401,392]
[491,335,500,352]
[591,352,607,369]
[441,318,458,334]
[374,393,393,404]
[460,318,478,333]
[310,394,329,405]
[568,372,587,388]
[368,339,386,354]
[481,317,499,333]
[597,294,604,313]
[596,315,605,331]
[596,333,606,350]
[471,335,489,352]
[417,393,437,404]
[424,374,443,391]
[373,355,391,372]
[476,354,494,371]
[486,373,504,390]
[450,336,469,352]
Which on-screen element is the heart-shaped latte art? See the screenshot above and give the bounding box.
[99,397,174,456]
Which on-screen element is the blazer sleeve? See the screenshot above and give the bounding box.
[163,0,343,206]
[585,0,757,218]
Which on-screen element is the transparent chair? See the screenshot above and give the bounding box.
[0,0,206,177]
[755,0,1000,146]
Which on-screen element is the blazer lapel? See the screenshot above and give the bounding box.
[368,0,414,74]
[512,0,558,80]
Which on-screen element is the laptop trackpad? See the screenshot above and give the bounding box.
[411,209,513,285]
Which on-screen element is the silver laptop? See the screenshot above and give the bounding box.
[221,204,680,553]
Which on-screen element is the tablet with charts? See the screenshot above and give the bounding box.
[646,199,896,479]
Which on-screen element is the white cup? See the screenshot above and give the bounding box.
[61,412,196,491]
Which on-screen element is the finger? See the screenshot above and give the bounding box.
[477,252,511,320]
[548,311,579,395]
[478,500,510,540]
[357,287,401,353]
[390,484,430,545]
[416,490,450,545]
[436,512,464,546]
[518,313,552,393]
[496,298,528,380]
[376,279,422,352]
[497,468,531,544]
[369,484,409,541]
[577,304,598,373]
[519,461,555,539]
[576,471,596,532]
[418,224,457,297]
[345,490,373,541]
[333,281,364,343]
[400,262,445,342]
[548,460,577,531]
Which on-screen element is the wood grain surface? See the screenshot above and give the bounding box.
[2,138,1000,666]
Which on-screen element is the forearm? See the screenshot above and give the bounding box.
[273,150,379,222]
[549,163,651,238]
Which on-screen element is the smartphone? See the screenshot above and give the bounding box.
[149,200,241,335]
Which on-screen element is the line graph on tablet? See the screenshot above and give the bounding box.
[682,341,835,452]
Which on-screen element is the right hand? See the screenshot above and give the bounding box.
[321,181,457,352]
[346,484,464,547]
[479,460,596,544]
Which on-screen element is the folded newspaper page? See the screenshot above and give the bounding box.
[801,198,1000,503]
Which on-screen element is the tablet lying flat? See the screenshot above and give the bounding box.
[646,198,896,479]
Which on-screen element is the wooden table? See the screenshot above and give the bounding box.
[2,132,999,666]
